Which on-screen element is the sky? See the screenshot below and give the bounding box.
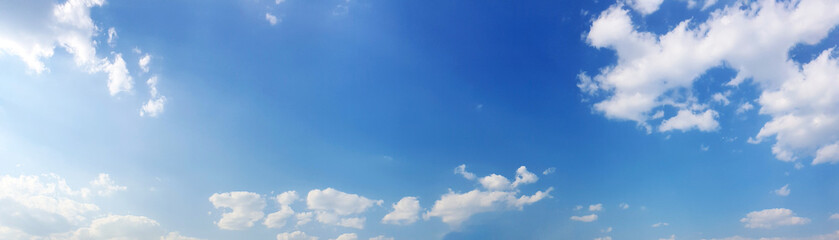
[1,0,839,239]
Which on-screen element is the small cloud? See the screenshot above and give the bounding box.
[701,144,710,151]
[830,213,839,220]
[736,102,754,114]
[589,203,603,212]
[574,205,583,211]
[773,184,790,197]
[454,164,476,180]
[619,203,629,210]
[741,208,809,229]
[265,13,279,25]
[542,167,556,175]
[652,222,669,228]
[475,104,483,111]
[602,227,612,233]
[571,214,598,222]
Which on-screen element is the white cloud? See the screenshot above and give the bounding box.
[140,76,166,117]
[369,236,394,240]
[209,191,266,230]
[277,231,318,240]
[479,174,512,191]
[589,203,603,212]
[582,0,839,164]
[830,213,839,220]
[89,173,126,196]
[627,0,664,15]
[264,191,300,229]
[511,166,538,188]
[574,205,583,211]
[266,13,279,25]
[0,173,197,239]
[454,164,476,180]
[425,165,553,227]
[702,0,718,10]
[277,191,300,206]
[542,167,556,175]
[602,227,613,233]
[106,27,117,46]
[139,53,151,72]
[774,184,790,197]
[813,142,839,165]
[382,196,420,225]
[332,233,358,240]
[703,231,839,240]
[736,102,754,114]
[264,205,294,229]
[0,174,97,235]
[619,203,629,209]
[652,222,669,227]
[571,214,598,222]
[104,53,133,96]
[740,208,810,229]
[712,92,730,106]
[659,109,719,132]
[594,237,613,240]
[307,188,381,229]
[295,212,314,226]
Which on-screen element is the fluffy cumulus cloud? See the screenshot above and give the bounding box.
[425,165,553,227]
[381,196,420,225]
[0,173,197,239]
[332,233,358,240]
[740,208,810,229]
[627,0,664,15]
[277,231,318,240]
[265,191,300,229]
[580,0,839,164]
[306,188,382,229]
[209,191,266,230]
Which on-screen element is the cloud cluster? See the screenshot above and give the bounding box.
[0,173,198,239]
[580,0,839,164]
[0,0,168,117]
[209,191,267,230]
[424,165,553,227]
[740,208,810,229]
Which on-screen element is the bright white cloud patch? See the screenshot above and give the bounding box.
[140,76,167,117]
[209,191,266,230]
[627,0,664,15]
[89,173,126,196]
[659,109,719,132]
[425,165,552,227]
[306,188,382,229]
[589,203,603,212]
[381,196,420,225]
[332,233,358,240]
[740,208,810,229]
[581,0,839,164]
[571,214,598,222]
[104,53,133,96]
[277,231,318,240]
[265,191,302,229]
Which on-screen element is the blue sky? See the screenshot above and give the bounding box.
[1,0,839,239]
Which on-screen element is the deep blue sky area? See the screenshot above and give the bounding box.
[1,0,838,239]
